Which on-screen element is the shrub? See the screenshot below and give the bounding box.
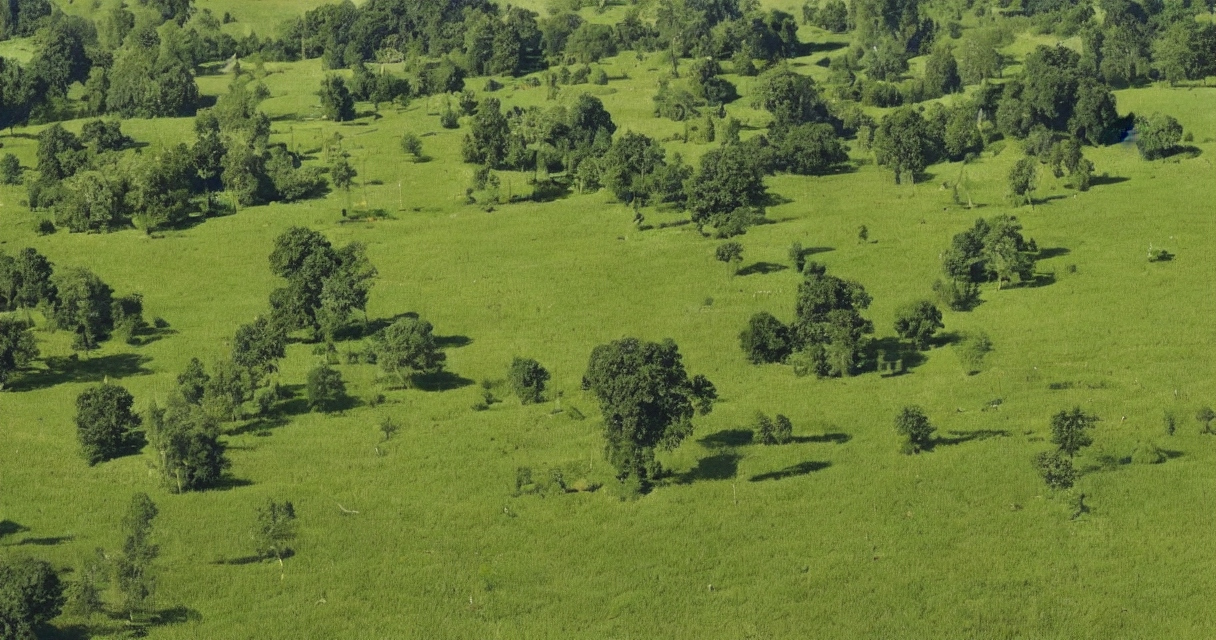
[894,405,935,454]
[507,357,550,404]
[1033,450,1076,490]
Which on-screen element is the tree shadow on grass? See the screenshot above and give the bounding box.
[1038,247,1071,260]
[862,337,926,376]
[435,335,473,349]
[749,460,831,482]
[208,476,254,492]
[698,429,753,448]
[10,353,153,391]
[1090,175,1129,187]
[931,430,1011,448]
[412,370,475,392]
[790,432,851,444]
[737,262,788,276]
[15,535,74,546]
[931,331,963,348]
[44,605,201,639]
[212,550,290,566]
[0,520,28,541]
[672,452,742,484]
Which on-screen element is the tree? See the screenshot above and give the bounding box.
[400,133,423,160]
[11,248,55,312]
[756,411,793,445]
[0,318,38,390]
[461,97,510,167]
[1005,157,1037,208]
[1033,450,1076,490]
[76,383,143,465]
[0,556,64,639]
[1050,407,1098,457]
[739,312,791,364]
[330,157,357,192]
[177,358,210,405]
[894,405,935,453]
[1135,113,1183,160]
[318,75,355,122]
[35,123,86,183]
[774,123,848,175]
[893,300,944,350]
[114,492,157,619]
[686,145,767,232]
[956,331,992,374]
[507,357,550,404]
[146,396,229,492]
[790,264,874,377]
[51,267,114,352]
[305,364,346,412]
[371,317,445,386]
[253,499,297,563]
[1195,406,1215,434]
[0,154,22,185]
[873,107,930,184]
[232,316,286,383]
[582,338,716,488]
[923,47,961,97]
[751,66,831,132]
[601,131,666,204]
[268,228,375,340]
[1154,22,1216,85]
[715,241,744,274]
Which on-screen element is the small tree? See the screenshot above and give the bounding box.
[1033,450,1076,490]
[893,300,944,350]
[378,417,400,441]
[756,412,793,445]
[715,241,743,275]
[114,493,158,620]
[306,364,346,412]
[252,499,297,564]
[1008,157,1037,207]
[1196,406,1215,434]
[857,225,869,244]
[1135,113,1183,160]
[507,357,550,404]
[0,318,39,390]
[788,241,805,272]
[956,331,992,375]
[76,383,144,465]
[739,312,791,364]
[894,405,935,454]
[0,153,22,185]
[371,317,446,387]
[1050,407,1098,457]
[146,397,230,493]
[331,157,357,192]
[0,556,64,638]
[318,75,355,122]
[401,133,423,160]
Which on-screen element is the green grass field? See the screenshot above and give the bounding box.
[2,1,1216,638]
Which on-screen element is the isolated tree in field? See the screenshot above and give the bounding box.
[1050,407,1098,457]
[893,300,944,350]
[0,153,21,185]
[114,492,158,619]
[0,556,64,639]
[788,241,805,272]
[739,312,791,364]
[0,318,38,390]
[319,75,355,122]
[1007,157,1037,207]
[76,383,144,465]
[715,241,744,275]
[306,364,346,412]
[371,317,445,386]
[1196,406,1216,434]
[330,157,357,192]
[253,499,297,563]
[756,412,793,445]
[956,331,992,375]
[51,267,115,353]
[1135,113,1183,160]
[894,405,936,454]
[400,133,423,160]
[507,357,550,404]
[232,316,286,384]
[146,397,230,492]
[582,338,717,488]
[1033,450,1076,490]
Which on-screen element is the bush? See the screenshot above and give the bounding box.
[401,133,424,159]
[0,557,64,638]
[894,405,935,453]
[591,68,609,85]
[306,364,347,412]
[956,331,993,374]
[739,312,791,364]
[440,108,459,129]
[756,412,793,445]
[507,357,550,404]
[1033,450,1076,490]
[76,383,144,465]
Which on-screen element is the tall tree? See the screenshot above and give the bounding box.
[114,493,158,619]
[873,107,931,184]
[76,383,144,465]
[318,75,355,122]
[582,337,717,488]
[893,300,944,350]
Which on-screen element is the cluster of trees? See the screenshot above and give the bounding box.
[1034,407,1099,490]
[934,215,1039,310]
[739,262,873,378]
[582,337,716,492]
[267,227,377,343]
[0,247,145,359]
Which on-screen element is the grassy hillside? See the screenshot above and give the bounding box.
[1,1,1215,638]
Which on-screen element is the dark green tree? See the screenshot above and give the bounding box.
[76,383,143,465]
[177,357,210,405]
[686,145,767,232]
[318,75,355,122]
[114,492,157,619]
[0,318,38,390]
[232,316,286,382]
[791,264,873,377]
[146,396,230,492]
[715,241,744,274]
[756,411,794,445]
[774,123,848,175]
[601,131,666,204]
[1033,450,1076,490]
[751,66,831,132]
[1134,113,1183,160]
[305,364,346,412]
[253,499,297,563]
[1050,407,1098,457]
[0,153,22,185]
[894,405,935,453]
[873,107,931,184]
[507,357,550,404]
[1197,406,1216,434]
[923,47,961,97]
[582,338,716,488]
[0,556,64,639]
[1008,157,1037,206]
[371,317,445,386]
[51,267,113,352]
[461,97,510,167]
[893,300,944,349]
[739,311,792,364]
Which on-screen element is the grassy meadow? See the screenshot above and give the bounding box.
[2,2,1216,638]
